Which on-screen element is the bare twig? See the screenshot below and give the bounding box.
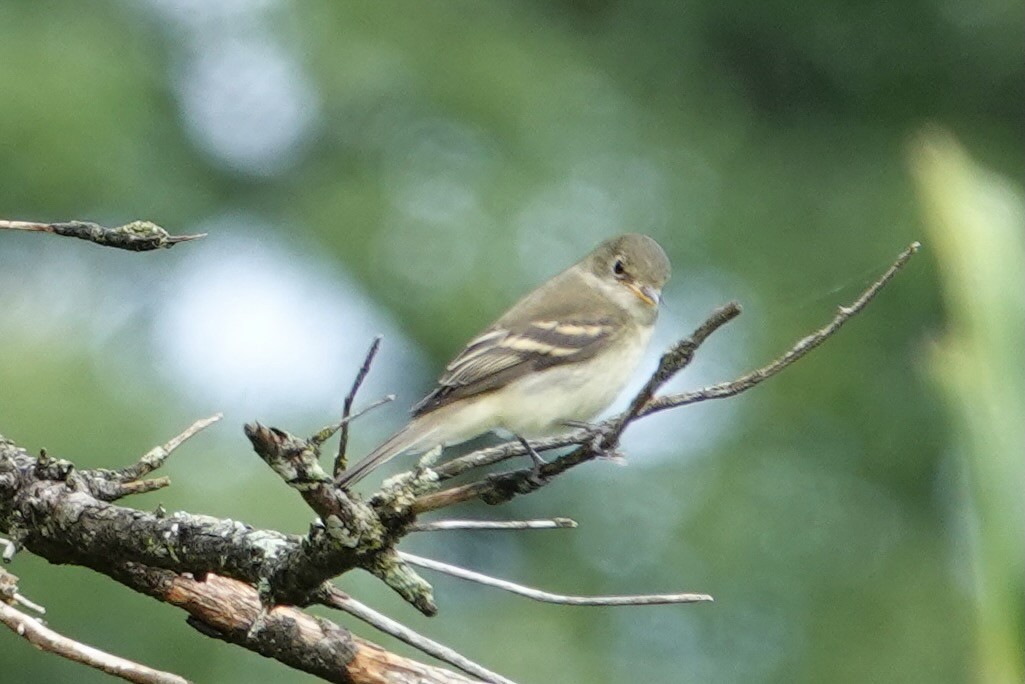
[640,241,922,417]
[429,430,592,481]
[320,587,511,684]
[0,568,42,613]
[351,395,396,421]
[118,414,223,483]
[409,518,578,532]
[308,395,396,453]
[111,477,172,497]
[399,552,713,606]
[0,602,191,684]
[76,414,224,502]
[601,301,742,447]
[11,592,46,615]
[335,336,383,477]
[0,219,205,251]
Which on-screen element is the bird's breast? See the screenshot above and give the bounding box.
[489,326,652,437]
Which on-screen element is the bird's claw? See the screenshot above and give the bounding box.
[515,435,547,479]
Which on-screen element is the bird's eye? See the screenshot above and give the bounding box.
[612,259,625,276]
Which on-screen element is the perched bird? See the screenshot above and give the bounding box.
[338,233,671,487]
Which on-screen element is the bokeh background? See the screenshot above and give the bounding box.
[1,2,1022,683]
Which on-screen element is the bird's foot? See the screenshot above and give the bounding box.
[514,434,547,480]
[561,420,622,459]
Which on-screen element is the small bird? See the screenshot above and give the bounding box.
[338,233,671,487]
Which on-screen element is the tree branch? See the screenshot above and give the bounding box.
[106,565,482,684]
[335,336,383,477]
[319,587,511,684]
[399,552,713,606]
[0,218,205,251]
[640,241,923,416]
[408,518,577,532]
[243,422,436,614]
[116,414,222,484]
[1,569,190,684]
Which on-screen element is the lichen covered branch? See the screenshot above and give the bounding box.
[0,219,205,251]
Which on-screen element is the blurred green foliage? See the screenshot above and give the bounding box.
[0,1,1021,683]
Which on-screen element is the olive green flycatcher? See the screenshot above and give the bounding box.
[338,233,670,486]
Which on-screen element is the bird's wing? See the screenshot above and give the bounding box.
[410,319,616,417]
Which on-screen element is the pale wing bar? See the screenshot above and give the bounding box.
[411,320,613,416]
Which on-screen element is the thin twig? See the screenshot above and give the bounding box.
[114,477,172,496]
[0,569,46,614]
[428,429,591,481]
[640,241,922,417]
[601,301,742,448]
[309,395,396,451]
[0,602,191,684]
[409,518,578,532]
[399,552,713,606]
[319,586,515,684]
[344,395,395,427]
[335,336,383,477]
[0,219,204,251]
[118,414,223,482]
[11,592,46,615]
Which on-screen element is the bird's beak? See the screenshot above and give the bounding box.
[627,282,660,307]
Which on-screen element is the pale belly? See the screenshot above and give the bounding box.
[429,327,651,444]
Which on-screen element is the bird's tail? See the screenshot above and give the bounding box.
[337,416,440,487]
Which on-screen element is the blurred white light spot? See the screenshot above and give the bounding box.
[175,37,319,175]
[152,220,422,418]
[0,241,142,349]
